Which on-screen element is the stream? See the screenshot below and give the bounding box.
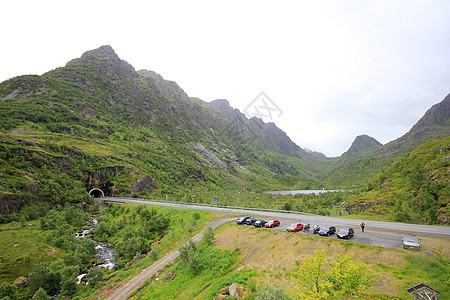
[75,217,116,284]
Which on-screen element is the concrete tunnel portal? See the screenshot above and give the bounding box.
[89,188,105,198]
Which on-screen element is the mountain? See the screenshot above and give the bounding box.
[379,93,450,156]
[0,45,328,214]
[342,134,382,158]
[321,94,450,188]
[303,148,327,159]
[348,135,450,224]
[0,45,448,216]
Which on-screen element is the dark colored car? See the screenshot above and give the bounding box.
[254,220,267,227]
[337,227,354,239]
[403,234,420,250]
[265,219,280,228]
[319,225,336,236]
[245,217,257,225]
[236,216,251,225]
[286,223,304,232]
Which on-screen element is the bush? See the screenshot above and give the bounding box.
[33,287,50,300]
[0,282,18,300]
[257,284,289,300]
[86,268,105,286]
[203,226,215,245]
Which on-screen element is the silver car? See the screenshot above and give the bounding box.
[402,234,420,250]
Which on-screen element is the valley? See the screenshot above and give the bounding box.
[0,45,448,299]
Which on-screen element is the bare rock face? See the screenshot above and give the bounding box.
[0,193,20,216]
[131,175,157,193]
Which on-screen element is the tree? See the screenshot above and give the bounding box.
[60,266,79,296]
[33,287,50,300]
[203,226,215,245]
[290,249,331,299]
[290,249,377,298]
[86,268,105,286]
[0,282,18,300]
[179,240,200,274]
[328,253,377,297]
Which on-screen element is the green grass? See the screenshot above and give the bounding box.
[0,220,63,283]
[132,251,253,300]
[72,204,216,299]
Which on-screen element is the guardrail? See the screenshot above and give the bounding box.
[99,197,316,216]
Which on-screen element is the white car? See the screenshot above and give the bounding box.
[402,234,420,250]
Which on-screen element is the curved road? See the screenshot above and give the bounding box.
[99,197,449,299]
[100,197,450,237]
[105,217,235,300]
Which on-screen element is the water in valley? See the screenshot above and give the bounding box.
[76,217,115,284]
[264,189,349,195]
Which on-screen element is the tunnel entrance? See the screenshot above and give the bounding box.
[89,188,105,198]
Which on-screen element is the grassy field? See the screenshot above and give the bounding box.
[3,204,447,299]
[129,221,449,299]
[0,220,63,283]
[72,204,225,300]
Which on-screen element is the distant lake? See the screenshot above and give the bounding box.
[264,190,349,195]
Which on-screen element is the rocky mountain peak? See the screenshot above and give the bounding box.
[408,93,449,137]
[343,134,382,158]
[66,45,138,81]
[80,45,118,59]
[379,93,450,156]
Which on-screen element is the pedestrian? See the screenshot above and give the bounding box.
[360,222,365,232]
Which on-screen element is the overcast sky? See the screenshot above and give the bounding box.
[1,0,449,157]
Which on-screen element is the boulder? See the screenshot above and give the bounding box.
[13,276,27,289]
[214,294,227,300]
[163,271,175,281]
[229,283,247,299]
[220,286,229,295]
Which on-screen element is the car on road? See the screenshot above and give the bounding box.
[402,234,420,250]
[236,216,251,225]
[319,225,336,236]
[265,219,280,228]
[286,223,304,232]
[245,217,257,225]
[254,220,267,227]
[337,227,354,239]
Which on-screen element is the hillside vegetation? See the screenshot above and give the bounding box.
[349,136,450,224]
[0,45,449,226]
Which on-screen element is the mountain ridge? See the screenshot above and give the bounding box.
[0,45,448,211]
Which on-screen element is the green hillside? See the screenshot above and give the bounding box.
[0,45,448,224]
[0,46,326,217]
[348,136,450,224]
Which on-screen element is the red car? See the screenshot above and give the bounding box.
[265,219,280,228]
[286,223,303,232]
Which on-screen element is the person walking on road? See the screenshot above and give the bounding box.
[360,222,365,232]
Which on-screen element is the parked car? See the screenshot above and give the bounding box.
[403,234,420,250]
[245,217,257,225]
[337,227,354,239]
[319,225,336,236]
[236,216,251,225]
[265,219,280,228]
[254,220,267,227]
[286,223,304,232]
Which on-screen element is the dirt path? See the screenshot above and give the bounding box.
[105,217,235,300]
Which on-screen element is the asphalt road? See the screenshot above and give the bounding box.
[100,197,450,250]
